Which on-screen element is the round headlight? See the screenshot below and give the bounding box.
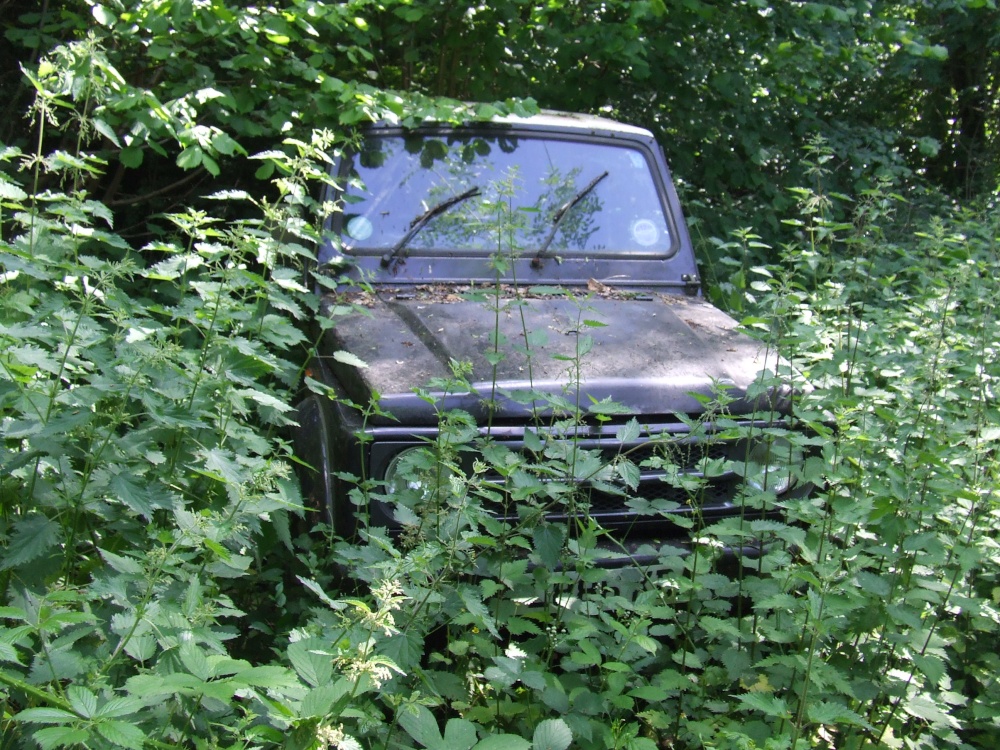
[745,437,802,495]
[384,446,430,498]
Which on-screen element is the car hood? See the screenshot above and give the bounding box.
[319,290,791,425]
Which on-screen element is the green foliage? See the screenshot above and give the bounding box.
[1,5,998,750]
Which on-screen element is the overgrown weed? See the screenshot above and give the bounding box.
[0,42,997,750]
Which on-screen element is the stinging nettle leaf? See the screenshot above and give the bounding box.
[0,515,61,571]
[0,178,28,201]
[332,349,369,368]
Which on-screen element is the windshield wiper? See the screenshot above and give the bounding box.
[381,186,481,270]
[531,170,609,269]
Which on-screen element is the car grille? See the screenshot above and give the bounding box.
[476,431,756,536]
[369,418,787,539]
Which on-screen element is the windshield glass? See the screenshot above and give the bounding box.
[331,133,674,260]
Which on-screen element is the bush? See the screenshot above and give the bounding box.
[2,40,998,750]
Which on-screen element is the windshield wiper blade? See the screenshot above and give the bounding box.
[381,186,481,270]
[531,170,609,269]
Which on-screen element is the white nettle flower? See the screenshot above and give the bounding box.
[316,724,362,750]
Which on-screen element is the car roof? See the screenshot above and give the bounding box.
[491,109,654,138]
[368,108,655,140]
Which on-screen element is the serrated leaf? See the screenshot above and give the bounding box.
[807,701,870,728]
[459,586,499,638]
[32,727,90,750]
[332,350,368,368]
[0,640,21,664]
[532,718,572,750]
[288,639,333,688]
[95,719,145,750]
[92,118,121,147]
[300,684,340,718]
[178,640,212,681]
[231,665,297,689]
[735,691,791,718]
[0,515,60,570]
[95,696,144,719]
[504,616,541,636]
[616,458,641,490]
[912,653,947,688]
[615,417,641,443]
[855,570,891,597]
[629,685,668,701]
[532,524,564,570]
[14,707,80,724]
[122,634,155,662]
[145,253,204,280]
[0,178,27,201]
[98,548,144,575]
[67,686,98,719]
[234,387,294,413]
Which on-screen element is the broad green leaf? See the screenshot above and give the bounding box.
[854,570,891,597]
[0,640,21,664]
[459,586,499,638]
[442,718,478,750]
[14,707,80,724]
[234,387,294,413]
[119,146,143,168]
[31,727,90,750]
[807,701,870,728]
[98,548,144,575]
[95,719,146,750]
[176,146,203,170]
[398,704,442,749]
[0,516,60,571]
[735,691,791,719]
[532,718,572,750]
[66,686,98,719]
[179,640,212,681]
[288,638,333,687]
[300,684,340,719]
[201,152,220,176]
[0,178,27,201]
[95,696,144,719]
[231,665,298,690]
[532,524,564,570]
[91,4,116,26]
[615,417,641,443]
[472,734,530,750]
[912,653,947,689]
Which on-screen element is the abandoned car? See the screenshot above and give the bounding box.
[293,110,804,562]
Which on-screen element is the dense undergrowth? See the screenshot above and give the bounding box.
[1,41,999,750]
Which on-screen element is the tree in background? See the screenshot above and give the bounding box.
[3,0,997,246]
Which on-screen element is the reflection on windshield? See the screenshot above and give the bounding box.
[335,134,673,259]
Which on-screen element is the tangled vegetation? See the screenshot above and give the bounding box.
[1,2,999,749]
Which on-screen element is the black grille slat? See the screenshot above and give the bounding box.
[478,434,748,533]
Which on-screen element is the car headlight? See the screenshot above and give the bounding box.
[744,437,802,494]
[384,446,431,498]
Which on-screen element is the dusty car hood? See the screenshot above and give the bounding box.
[320,291,788,424]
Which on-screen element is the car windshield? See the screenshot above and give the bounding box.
[331,133,674,261]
